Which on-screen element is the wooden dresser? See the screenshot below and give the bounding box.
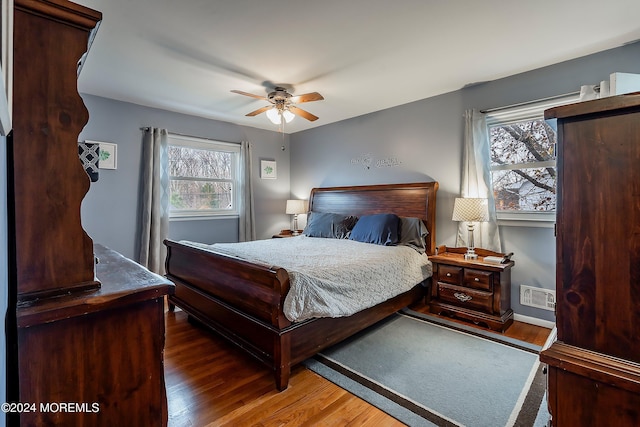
[540,93,640,426]
[17,245,173,426]
[429,246,514,332]
[8,0,174,425]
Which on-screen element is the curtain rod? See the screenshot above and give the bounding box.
[480,91,580,114]
[140,127,241,145]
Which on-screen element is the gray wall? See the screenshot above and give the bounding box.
[79,95,291,260]
[290,42,640,322]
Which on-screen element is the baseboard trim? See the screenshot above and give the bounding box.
[514,313,555,329]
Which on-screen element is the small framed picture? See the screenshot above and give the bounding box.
[95,141,117,170]
[261,160,277,179]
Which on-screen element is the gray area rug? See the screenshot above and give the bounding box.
[304,312,549,427]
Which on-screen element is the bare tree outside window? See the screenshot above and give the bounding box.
[489,119,557,212]
[167,137,239,217]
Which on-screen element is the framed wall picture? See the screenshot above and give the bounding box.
[94,141,117,169]
[261,160,277,179]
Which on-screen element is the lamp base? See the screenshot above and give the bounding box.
[465,224,478,260]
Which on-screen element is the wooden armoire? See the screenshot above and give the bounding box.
[8,0,174,425]
[540,93,640,426]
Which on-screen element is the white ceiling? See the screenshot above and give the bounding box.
[75,0,640,134]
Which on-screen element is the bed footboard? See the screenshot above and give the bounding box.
[165,239,298,390]
[165,239,291,328]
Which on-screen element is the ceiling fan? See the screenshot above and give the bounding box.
[231,86,324,124]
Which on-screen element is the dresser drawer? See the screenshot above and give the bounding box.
[463,269,492,291]
[437,283,493,314]
[438,265,462,285]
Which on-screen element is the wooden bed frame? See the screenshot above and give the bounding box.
[164,181,438,390]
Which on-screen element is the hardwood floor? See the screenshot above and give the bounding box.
[165,303,551,426]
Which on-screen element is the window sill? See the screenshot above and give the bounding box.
[498,219,554,228]
[170,214,239,222]
[497,212,555,228]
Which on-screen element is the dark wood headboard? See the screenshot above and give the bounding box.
[308,182,439,255]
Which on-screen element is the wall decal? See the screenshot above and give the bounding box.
[351,153,373,169]
[351,153,402,170]
[376,157,402,168]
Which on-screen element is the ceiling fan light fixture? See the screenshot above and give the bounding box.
[282,109,295,123]
[266,108,281,124]
[232,87,322,124]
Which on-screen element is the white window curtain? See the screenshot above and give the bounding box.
[456,109,502,252]
[139,127,170,274]
[238,140,256,242]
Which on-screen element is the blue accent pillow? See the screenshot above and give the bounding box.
[303,212,358,239]
[349,213,400,246]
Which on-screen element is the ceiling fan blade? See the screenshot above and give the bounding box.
[289,105,319,121]
[231,89,268,101]
[246,105,273,117]
[290,92,324,104]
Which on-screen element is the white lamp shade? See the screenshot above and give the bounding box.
[286,199,308,215]
[266,108,281,124]
[452,197,489,222]
[266,108,296,125]
[282,110,295,123]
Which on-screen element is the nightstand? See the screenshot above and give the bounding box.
[428,245,514,332]
[273,229,303,238]
[272,232,299,238]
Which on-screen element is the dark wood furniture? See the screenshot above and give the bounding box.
[272,229,303,238]
[12,0,100,301]
[539,93,640,426]
[18,245,173,426]
[165,181,438,390]
[9,1,174,425]
[428,245,514,332]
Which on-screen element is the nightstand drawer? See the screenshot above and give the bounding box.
[438,283,493,313]
[463,269,492,291]
[438,265,462,285]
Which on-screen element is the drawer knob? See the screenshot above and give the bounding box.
[454,292,473,302]
[446,273,452,277]
[474,277,480,282]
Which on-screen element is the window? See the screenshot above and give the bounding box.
[168,134,240,219]
[486,95,578,223]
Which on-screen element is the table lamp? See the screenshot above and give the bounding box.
[286,199,308,235]
[452,197,489,259]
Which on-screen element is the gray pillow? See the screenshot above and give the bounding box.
[303,212,358,239]
[398,217,428,254]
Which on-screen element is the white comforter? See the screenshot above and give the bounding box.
[182,236,432,322]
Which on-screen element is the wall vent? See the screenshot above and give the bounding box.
[520,285,556,311]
